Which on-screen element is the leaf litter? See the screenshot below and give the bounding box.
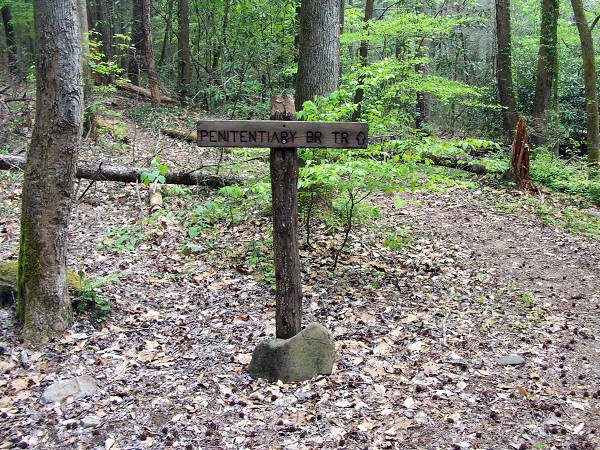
[0,102,599,449]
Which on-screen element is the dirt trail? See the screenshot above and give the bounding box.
[0,120,599,448]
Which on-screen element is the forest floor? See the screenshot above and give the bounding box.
[1,93,599,449]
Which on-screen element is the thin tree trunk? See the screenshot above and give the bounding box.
[295,0,341,111]
[95,0,113,63]
[1,6,17,73]
[571,0,600,167]
[495,0,519,138]
[351,0,374,122]
[141,0,160,106]
[78,0,93,136]
[158,0,174,65]
[532,0,558,117]
[338,0,345,83]
[17,0,83,345]
[128,0,143,85]
[414,5,430,131]
[178,0,191,103]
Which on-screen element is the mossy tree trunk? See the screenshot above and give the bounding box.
[495,0,519,139]
[571,0,600,168]
[17,0,83,345]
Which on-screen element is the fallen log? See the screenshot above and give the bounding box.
[162,127,197,142]
[0,154,243,187]
[115,81,179,105]
[419,152,498,175]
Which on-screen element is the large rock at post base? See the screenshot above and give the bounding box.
[248,322,335,383]
[41,375,98,404]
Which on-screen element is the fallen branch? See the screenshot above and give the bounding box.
[115,81,179,105]
[162,127,197,143]
[419,152,497,175]
[0,155,243,187]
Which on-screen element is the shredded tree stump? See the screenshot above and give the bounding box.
[507,117,535,190]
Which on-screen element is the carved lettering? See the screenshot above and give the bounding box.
[198,120,368,148]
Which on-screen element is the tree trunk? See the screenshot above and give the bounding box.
[351,0,374,122]
[158,0,174,65]
[0,154,243,187]
[178,0,191,103]
[571,0,600,167]
[495,0,519,138]
[1,5,17,73]
[532,0,558,117]
[414,5,431,132]
[93,0,113,63]
[270,95,302,339]
[338,0,345,83]
[17,0,83,345]
[78,0,93,136]
[141,0,160,106]
[295,0,341,111]
[128,0,144,86]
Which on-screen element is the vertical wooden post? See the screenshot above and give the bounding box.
[270,94,302,339]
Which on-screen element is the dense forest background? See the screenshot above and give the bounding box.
[0,0,598,150]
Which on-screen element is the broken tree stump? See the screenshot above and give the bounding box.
[507,117,534,190]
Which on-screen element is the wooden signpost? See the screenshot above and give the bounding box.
[198,95,368,340]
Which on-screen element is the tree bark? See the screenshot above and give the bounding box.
[78,0,93,136]
[571,0,600,167]
[128,0,144,85]
[495,0,519,138]
[158,0,174,65]
[115,80,178,104]
[415,4,431,132]
[0,154,243,187]
[532,0,558,117]
[270,95,302,339]
[1,5,17,73]
[178,0,191,103]
[17,0,83,345]
[295,0,341,111]
[508,117,533,189]
[141,0,160,106]
[351,0,374,122]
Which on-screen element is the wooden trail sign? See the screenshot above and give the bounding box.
[197,94,368,340]
[198,120,368,149]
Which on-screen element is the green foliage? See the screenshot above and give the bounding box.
[530,150,600,203]
[73,272,128,323]
[185,184,255,238]
[383,228,413,251]
[87,31,132,86]
[97,225,147,253]
[141,158,168,186]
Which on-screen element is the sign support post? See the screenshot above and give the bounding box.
[269,94,302,339]
[197,97,368,341]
